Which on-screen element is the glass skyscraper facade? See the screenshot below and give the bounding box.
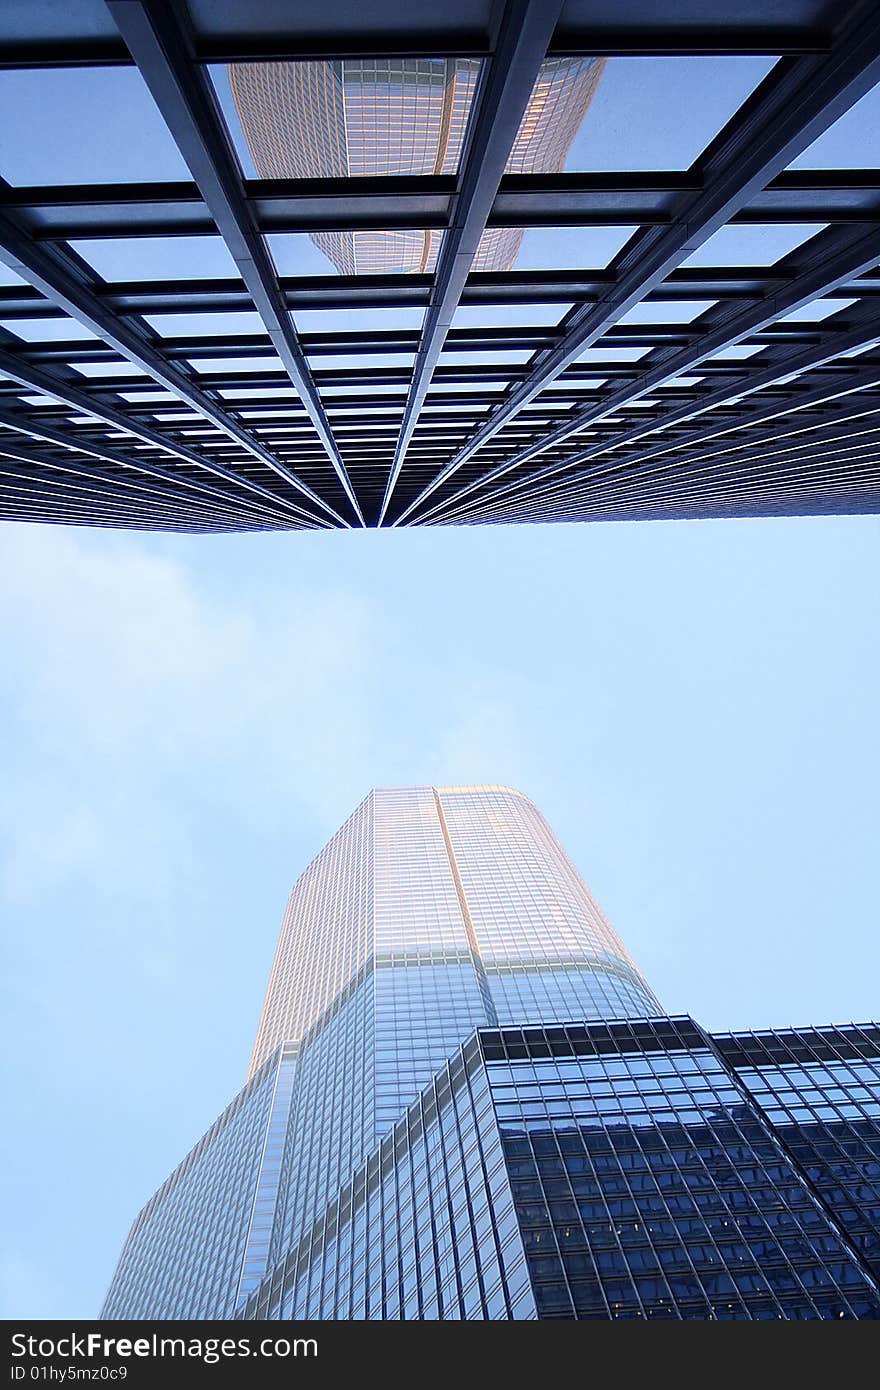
[102,787,880,1320]
[240,1021,880,1321]
[102,1042,300,1320]
[229,57,604,274]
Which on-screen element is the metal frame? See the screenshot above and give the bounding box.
[107,0,363,524]
[0,0,877,531]
[379,0,565,522]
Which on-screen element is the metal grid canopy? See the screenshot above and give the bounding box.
[1,0,879,532]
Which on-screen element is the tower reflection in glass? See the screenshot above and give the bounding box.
[229,59,604,273]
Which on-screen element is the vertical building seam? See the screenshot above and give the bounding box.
[433,787,499,1027]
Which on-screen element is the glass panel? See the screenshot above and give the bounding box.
[616,300,717,326]
[789,78,880,169]
[68,360,145,379]
[0,67,191,185]
[514,226,639,271]
[680,224,829,269]
[142,311,266,338]
[505,57,606,175]
[573,346,652,365]
[437,349,535,367]
[451,304,573,329]
[69,236,240,283]
[556,57,776,172]
[0,316,100,343]
[290,307,426,334]
[775,297,859,324]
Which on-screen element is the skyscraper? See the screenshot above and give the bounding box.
[229,58,604,274]
[102,787,880,1320]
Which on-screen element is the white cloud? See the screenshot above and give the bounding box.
[0,525,554,918]
[0,526,389,908]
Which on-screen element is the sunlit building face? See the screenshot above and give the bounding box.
[249,785,660,1076]
[229,58,604,273]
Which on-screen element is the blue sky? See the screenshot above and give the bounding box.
[0,53,879,1319]
[2,516,878,1318]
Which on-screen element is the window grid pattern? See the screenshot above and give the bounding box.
[373,960,489,1135]
[240,1021,880,1321]
[250,783,656,1261]
[438,786,661,1023]
[720,1025,880,1286]
[241,1039,536,1321]
[271,972,377,1261]
[475,56,606,274]
[236,1047,299,1301]
[102,1043,297,1320]
[255,787,498,1257]
[249,791,373,1073]
[484,1019,880,1320]
[487,965,662,1027]
[373,786,472,956]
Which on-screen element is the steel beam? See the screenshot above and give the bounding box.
[16,319,876,366]
[431,347,880,523]
[106,0,363,525]
[393,3,880,523]
[448,404,880,522]
[0,21,838,72]
[460,458,880,522]
[0,438,274,530]
[457,402,880,522]
[11,170,880,241]
[0,345,320,526]
[0,198,346,525]
[0,406,304,529]
[377,0,565,523]
[0,483,257,531]
[413,221,880,518]
[0,0,878,533]
[4,266,876,321]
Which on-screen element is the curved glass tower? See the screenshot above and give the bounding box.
[245,786,660,1265]
[101,787,880,1321]
[251,785,659,1074]
[103,784,659,1317]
